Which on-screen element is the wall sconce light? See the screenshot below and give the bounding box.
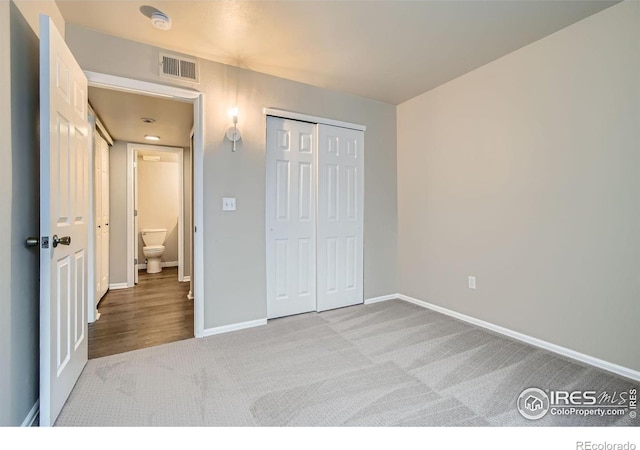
[225,106,241,152]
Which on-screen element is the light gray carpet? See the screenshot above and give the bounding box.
[55,300,638,426]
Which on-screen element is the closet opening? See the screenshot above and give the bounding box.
[264,109,366,319]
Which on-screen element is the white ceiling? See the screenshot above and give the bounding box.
[59,1,618,105]
[89,86,193,148]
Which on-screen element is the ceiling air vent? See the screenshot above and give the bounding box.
[159,52,199,83]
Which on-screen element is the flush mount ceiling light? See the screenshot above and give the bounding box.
[141,117,156,124]
[145,135,160,141]
[150,11,172,31]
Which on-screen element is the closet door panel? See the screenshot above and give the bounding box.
[317,125,364,312]
[94,134,109,301]
[100,139,109,294]
[94,133,103,301]
[266,117,317,319]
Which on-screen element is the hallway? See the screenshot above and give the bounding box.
[89,268,193,359]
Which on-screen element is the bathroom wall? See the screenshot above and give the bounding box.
[137,152,180,265]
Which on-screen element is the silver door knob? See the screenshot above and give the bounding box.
[25,237,39,248]
[52,235,71,248]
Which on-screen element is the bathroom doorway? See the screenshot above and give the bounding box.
[129,143,187,285]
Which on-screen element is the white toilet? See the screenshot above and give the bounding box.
[141,228,167,274]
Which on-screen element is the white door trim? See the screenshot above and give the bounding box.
[263,108,366,132]
[127,143,184,283]
[85,71,205,338]
[85,71,201,100]
[87,114,97,323]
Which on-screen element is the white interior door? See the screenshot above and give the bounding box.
[266,117,316,319]
[100,138,110,292]
[134,152,139,284]
[317,124,364,311]
[39,15,89,426]
[94,133,103,300]
[94,133,109,300]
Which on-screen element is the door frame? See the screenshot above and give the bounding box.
[263,108,367,132]
[127,143,184,281]
[85,71,205,338]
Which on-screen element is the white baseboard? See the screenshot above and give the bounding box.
[202,318,267,338]
[364,294,399,305]
[138,261,179,270]
[388,294,640,383]
[108,283,129,290]
[21,399,39,427]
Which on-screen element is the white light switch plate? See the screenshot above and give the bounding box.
[468,276,476,290]
[222,197,236,211]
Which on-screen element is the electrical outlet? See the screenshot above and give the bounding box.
[468,276,476,290]
[222,197,236,211]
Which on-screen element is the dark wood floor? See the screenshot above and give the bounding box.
[88,268,193,359]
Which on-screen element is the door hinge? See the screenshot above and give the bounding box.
[134,209,138,217]
[134,258,138,265]
[41,236,49,249]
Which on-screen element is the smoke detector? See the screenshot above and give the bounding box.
[150,11,171,31]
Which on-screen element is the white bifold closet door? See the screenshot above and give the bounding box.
[266,116,364,319]
[316,124,364,312]
[266,117,317,319]
[94,133,109,301]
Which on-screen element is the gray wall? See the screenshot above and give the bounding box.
[0,2,41,426]
[108,141,128,285]
[109,141,192,284]
[397,1,640,372]
[67,25,398,329]
[13,0,65,39]
[0,0,11,426]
